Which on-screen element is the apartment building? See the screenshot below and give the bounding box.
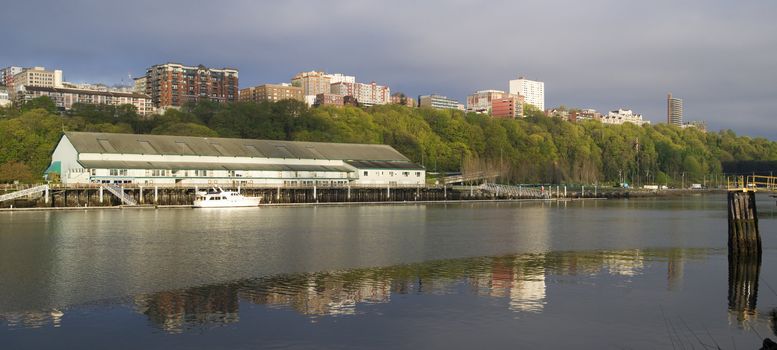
[390,93,416,107]
[330,81,390,106]
[239,83,303,103]
[19,86,153,115]
[508,76,544,111]
[0,66,25,88]
[144,63,238,108]
[466,90,507,114]
[418,95,464,110]
[602,109,650,126]
[667,93,683,126]
[491,95,525,118]
[10,66,63,99]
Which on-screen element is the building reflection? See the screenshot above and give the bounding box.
[134,284,240,333]
[122,249,685,333]
[0,309,63,329]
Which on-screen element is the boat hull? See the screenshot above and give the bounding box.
[193,198,261,208]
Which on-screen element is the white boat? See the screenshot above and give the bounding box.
[193,188,261,208]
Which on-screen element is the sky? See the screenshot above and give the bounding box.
[3,0,776,139]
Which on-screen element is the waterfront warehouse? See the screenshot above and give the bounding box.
[48,132,425,186]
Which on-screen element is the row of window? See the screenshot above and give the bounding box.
[362,171,422,177]
[104,169,422,178]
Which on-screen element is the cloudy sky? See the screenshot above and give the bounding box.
[3,0,776,138]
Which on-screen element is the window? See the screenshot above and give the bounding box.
[138,140,157,154]
[110,169,127,176]
[98,139,117,153]
[175,141,194,154]
[415,172,421,177]
[151,169,168,177]
[210,143,229,156]
[195,170,208,177]
[363,171,368,176]
[403,172,409,177]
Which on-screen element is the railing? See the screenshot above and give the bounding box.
[0,185,49,202]
[102,185,137,205]
[478,183,550,199]
[727,175,777,192]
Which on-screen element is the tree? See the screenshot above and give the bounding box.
[21,96,57,114]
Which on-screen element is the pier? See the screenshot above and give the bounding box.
[0,183,566,208]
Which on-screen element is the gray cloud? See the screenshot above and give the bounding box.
[2,0,776,138]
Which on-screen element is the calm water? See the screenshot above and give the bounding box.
[1,194,776,349]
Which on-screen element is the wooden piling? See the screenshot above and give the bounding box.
[727,191,761,257]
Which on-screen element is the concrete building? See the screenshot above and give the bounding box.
[0,87,10,107]
[602,109,650,126]
[48,132,425,186]
[330,82,390,106]
[418,95,464,110]
[133,77,147,94]
[327,73,356,85]
[291,71,332,97]
[18,86,153,115]
[144,63,238,108]
[667,93,683,126]
[11,66,63,98]
[491,95,525,119]
[239,84,303,103]
[466,90,508,114]
[508,76,544,111]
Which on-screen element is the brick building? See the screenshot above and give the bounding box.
[144,63,238,108]
[239,84,303,103]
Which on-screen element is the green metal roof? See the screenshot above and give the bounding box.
[45,161,61,174]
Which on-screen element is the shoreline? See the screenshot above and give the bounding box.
[0,197,609,212]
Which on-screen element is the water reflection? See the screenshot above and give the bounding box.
[728,255,761,323]
[4,247,772,336]
[10,249,711,333]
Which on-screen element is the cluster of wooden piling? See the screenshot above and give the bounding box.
[726,190,763,321]
[727,191,761,257]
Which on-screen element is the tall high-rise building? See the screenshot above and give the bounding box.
[508,76,544,111]
[144,63,238,108]
[667,93,683,126]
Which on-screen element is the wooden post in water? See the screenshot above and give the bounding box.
[727,190,761,257]
[726,188,763,324]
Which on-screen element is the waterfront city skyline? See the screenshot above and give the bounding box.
[2,0,776,139]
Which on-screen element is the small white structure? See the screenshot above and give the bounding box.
[48,132,425,186]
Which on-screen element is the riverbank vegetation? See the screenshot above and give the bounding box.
[1,97,776,185]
